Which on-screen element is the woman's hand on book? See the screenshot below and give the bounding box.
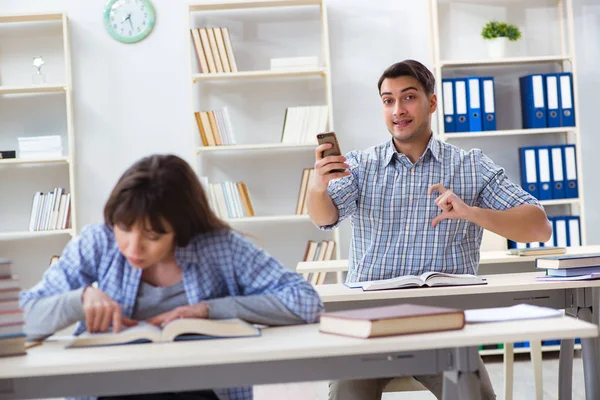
[82,286,138,333]
[146,302,210,327]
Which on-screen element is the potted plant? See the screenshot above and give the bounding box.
[481,21,522,58]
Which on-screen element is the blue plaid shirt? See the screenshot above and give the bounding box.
[320,136,540,282]
[20,223,323,400]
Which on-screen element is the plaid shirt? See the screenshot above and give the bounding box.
[320,136,540,282]
[20,223,323,400]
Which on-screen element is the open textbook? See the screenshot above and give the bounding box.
[67,318,260,348]
[346,272,486,291]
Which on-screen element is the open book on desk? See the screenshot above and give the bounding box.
[345,272,486,291]
[67,318,260,348]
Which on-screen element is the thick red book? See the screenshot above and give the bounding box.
[319,304,465,338]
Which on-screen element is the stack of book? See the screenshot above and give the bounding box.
[195,109,235,146]
[28,188,71,231]
[295,168,314,215]
[18,135,63,159]
[536,253,600,281]
[191,27,238,74]
[0,259,26,357]
[302,240,335,285]
[200,179,255,219]
[281,105,328,145]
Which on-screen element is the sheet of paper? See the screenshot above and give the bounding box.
[465,304,563,323]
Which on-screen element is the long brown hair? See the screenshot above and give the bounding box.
[104,154,229,246]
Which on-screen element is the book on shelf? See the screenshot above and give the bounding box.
[67,318,260,348]
[536,253,600,270]
[295,168,314,215]
[507,246,566,257]
[195,109,235,147]
[281,105,328,145]
[205,181,255,219]
[28,189,71,232]
[345,272,487,291]
[319,304,465,339]
[302,239,336,285]
[191,27,238,74]
[17,135,63,159]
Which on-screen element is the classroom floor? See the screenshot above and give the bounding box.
[254,352,586,400]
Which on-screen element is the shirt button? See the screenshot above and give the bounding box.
[409,195,413,201]
[401,254,406,259]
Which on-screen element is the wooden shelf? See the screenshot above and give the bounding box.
[0,13,63,23]
[443,127,575,139]
[192,68,326,82]
[226,215,311,223]
[479,343,581,357]
[190,0,321,12]
[0,157,70,166]
[0,84,66,95]
[197,143,315,153]
[539,198,580,207]
[0,229,74,241]
[438,55,572,69]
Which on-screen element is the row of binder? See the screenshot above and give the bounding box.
[508,215,581,249]
[442,76,496,133]
[519,144,578,200]
[520,72,575,129]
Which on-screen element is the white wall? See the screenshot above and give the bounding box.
[1,0,599,287]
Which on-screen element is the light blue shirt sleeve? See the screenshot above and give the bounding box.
[20,225,104,307]
[318,150,361,230]
[477,151,542,210]
[221,231,324,323]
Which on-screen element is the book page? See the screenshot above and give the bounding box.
[161,318,260,341]
[360,275,423,291]
[67,322,161,348]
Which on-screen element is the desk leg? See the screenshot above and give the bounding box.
[558,338,574,400]
[577,307,600,400]
[442,347,481,400]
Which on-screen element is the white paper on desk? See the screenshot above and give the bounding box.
[344,282,365,289]
[465,304,563,323]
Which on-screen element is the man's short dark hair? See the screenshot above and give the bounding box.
[377,60,435,96]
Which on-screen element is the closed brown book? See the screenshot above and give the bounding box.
[319,304,465,339]
[190,29,209,73]
[194,112,209,146]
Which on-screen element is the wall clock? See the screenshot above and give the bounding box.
[104,0,156,44]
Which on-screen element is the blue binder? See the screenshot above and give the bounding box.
[554,217,568,248]
[480,76,496,131]
[536,147,552,200]
[544,73,561,128]
[467,77,482,132]
[566,216,581,246]
[442,78,456,133]
[558,72,575,126]
[519,147,539,199]
[549,145,566,199]
[519,74,547,129]
[562,144,578,198]
[454,78,469,132]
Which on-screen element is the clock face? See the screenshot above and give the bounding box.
[104,0,155,43]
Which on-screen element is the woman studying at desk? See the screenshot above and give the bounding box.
[20,154,324,400]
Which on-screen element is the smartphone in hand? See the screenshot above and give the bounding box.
[317,132,345,173]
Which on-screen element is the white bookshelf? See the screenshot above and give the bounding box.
[192,67,327,82]
[0,12,77,289]
[428,0,586,257]
[187,0,339,269]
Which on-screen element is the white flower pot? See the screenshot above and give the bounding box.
[486,37,508,59]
